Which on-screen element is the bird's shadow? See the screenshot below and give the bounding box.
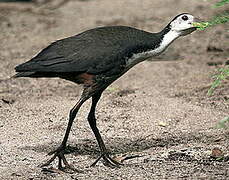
[21,131,222,158]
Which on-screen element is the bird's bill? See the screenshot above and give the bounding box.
[180,17,204,36]
[180,27,196,36]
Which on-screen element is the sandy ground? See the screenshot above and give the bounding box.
[0,0,228,179]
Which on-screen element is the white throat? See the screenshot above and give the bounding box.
[126,30,180,67]
[157,30,180,53]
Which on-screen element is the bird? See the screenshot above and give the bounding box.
[14,13,199,171]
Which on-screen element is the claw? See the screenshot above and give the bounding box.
[91,153,124,167]
[40,145,81,172]
[40,153,57,167]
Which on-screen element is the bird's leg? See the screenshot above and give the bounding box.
[88,92,123,167]
[41,96,88,171]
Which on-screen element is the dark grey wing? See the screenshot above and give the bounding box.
[15,26,156,76]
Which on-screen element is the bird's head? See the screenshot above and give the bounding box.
[168,13,199,36]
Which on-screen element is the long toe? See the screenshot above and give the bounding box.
[103,154,123,167]
[40,146,80,172]
[91,153,124,167]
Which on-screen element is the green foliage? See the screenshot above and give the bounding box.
[214,0,229,7]
[207,67,229,96]
[192,22,210,30]
[193,0,229,30]
[199,1,229,129]
[193,13,229,30]
[215,117,229,128]
[193,0,229,98]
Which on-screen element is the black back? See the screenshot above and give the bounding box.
[15,26,164,76]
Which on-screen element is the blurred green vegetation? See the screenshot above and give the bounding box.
[196,0,229,128]
[193,0,229,96]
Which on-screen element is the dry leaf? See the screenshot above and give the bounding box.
[211,147,224,158]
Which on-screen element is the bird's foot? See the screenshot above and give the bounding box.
[40,145,79,172]
[91,152,123,167]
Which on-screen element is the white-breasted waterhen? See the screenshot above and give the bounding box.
[14,13,200,171]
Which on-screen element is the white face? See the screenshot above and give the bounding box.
[170,14,196,36]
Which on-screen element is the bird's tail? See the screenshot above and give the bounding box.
[11,72,36,78]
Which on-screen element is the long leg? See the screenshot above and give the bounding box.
[87,92,123,167]
[41,95,88,170]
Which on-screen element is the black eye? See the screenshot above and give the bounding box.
[182,15,188,21]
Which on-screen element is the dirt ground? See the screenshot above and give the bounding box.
[0,0,228,179]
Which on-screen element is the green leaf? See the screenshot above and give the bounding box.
[215,117,229,128]
[208,67,229,96]
[214,0,229,8]
[192,22,210,30]
[193,13,229,31]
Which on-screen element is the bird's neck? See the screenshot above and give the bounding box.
[125,26,181,68]
[156,26,180,53]
[138,26,181,59]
